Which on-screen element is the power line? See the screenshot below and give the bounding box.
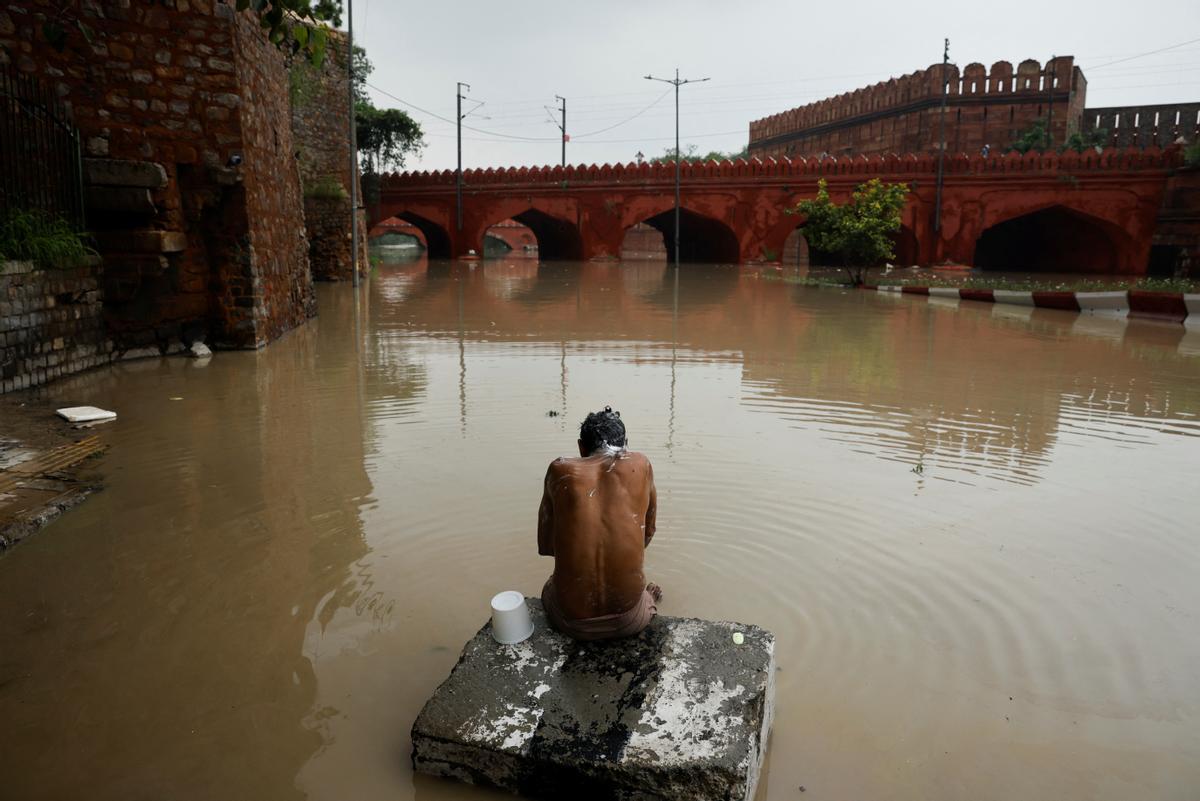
[1086,36,1200,71]
[573,89,671,137]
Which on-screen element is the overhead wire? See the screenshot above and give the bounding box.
[1085,36,1200,71]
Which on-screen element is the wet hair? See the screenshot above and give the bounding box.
[580,406,626,453]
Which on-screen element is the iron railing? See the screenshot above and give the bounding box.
[0,64,86,229]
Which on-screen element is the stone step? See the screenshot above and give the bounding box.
[412,598,775,801]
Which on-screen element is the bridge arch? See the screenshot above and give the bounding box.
[782,226,810,266]
[973,204,1132,272]
[381,210,451,259]
[479,208,583,261]
[626,206,739,264]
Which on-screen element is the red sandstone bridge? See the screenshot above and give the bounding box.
[372,147,1186,273]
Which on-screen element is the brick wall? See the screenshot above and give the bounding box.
[1,260,110,394]
[228,10,315,344]
[1084,103,1200,149]
[0,0,313,353]
[748,57,1084,159]
[289,33,367,282]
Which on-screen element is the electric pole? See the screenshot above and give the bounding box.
[1045,55,1056,150]
[456,81,468,232]
[455,83,486,237]
[546,96,567,169]
[557,95,566,169]
[645,68,709,268]
[348,0,360,286]
[934,38,949,235]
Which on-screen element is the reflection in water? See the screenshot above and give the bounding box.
[1,257,1199,801]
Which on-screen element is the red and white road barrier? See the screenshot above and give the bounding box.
[873,285,1196,324]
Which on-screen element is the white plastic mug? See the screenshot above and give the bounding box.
[490,591,534,645]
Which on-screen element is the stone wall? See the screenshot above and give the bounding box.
[0,0,313,353]
[1,260,110,394]
[748,57,1084,159]
[1084,103,1200,149]
[289,33,367,281]
[228,10,315,344]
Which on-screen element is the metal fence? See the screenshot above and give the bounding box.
[0,64,85,229]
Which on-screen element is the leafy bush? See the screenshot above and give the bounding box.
[304,175,348,200]
[0,209,94,268]
[786,178,909,285]
[1185,139,1200,167]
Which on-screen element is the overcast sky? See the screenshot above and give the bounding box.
[348,0,1200,172]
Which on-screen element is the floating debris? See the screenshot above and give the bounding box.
[56,407,117,424]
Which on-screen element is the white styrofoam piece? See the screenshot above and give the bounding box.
[56,406,117,423]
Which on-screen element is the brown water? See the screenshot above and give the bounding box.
[2,259,1199,801]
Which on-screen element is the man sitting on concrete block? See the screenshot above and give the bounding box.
[538,406,662,640]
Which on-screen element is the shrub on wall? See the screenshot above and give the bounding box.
[0,209,94,268]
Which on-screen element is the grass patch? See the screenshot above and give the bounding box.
[304,175,348,200]
[0,209,95,268]
[870,275,1199,294]
[761,270,1199,294]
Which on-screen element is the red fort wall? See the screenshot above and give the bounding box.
[748,57,1084,159]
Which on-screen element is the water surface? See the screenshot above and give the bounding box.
[1,259,1198,800]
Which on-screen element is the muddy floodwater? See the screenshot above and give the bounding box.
[2,259,1199,801]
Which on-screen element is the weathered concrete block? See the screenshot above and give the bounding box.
[85,186,156,214]
[84,158,168,188]
[412,599,774,801]
[93,230,187,253]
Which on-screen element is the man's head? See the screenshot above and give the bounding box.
[579,406,626,456]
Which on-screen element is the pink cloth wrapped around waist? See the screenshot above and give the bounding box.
[541,577,657,641]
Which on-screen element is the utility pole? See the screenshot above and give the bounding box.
[545,96,567,169]
[557,95,566,169]
[1045,55,1056,150]
[456,81,468,232]
[934,38,949,234]
[455,84,486,237]
[645,68,709,268]
[348,0,360,286]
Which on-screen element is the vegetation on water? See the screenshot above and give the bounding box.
[769,270,1199,294]
[785,178,909,286]
[0,209,94,268]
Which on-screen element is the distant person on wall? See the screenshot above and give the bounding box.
[981,143,990,158]
[538,407,661,640]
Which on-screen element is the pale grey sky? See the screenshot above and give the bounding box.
[348,0,1200,172]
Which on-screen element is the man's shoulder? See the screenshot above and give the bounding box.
[546,456,580,475]
[622,450,652,468]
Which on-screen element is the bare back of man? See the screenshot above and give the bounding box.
[538,408,659,640]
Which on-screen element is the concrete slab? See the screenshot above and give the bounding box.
[412,599,775,801]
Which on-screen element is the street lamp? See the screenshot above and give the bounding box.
[645,69,709,268]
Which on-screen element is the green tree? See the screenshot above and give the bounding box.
[1010,117,1049,154]
[1061,127,1108,153]
[347,45,424,179]
[786,178,909,286]
[1183,139,1200,167]
[1010,117,1108,155]
[356,103,424,174]
[648,144,749,163]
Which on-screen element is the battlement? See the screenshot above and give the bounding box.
[1085,103,1200,148]
[380,145,1180,191]
[749,57,1080,144]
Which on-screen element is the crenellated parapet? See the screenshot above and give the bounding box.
[1084,103,1200,148]
[747,57,1085,160]
[380,145,1181,191]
